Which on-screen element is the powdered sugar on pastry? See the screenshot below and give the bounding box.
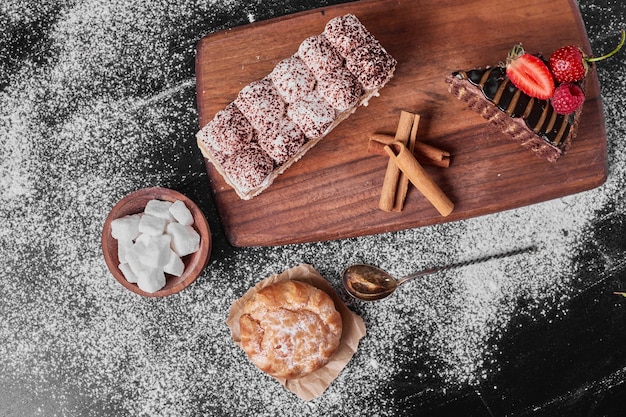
[222,143,275,189]
[239,280,343,379]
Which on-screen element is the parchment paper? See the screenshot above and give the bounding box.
[226,263,367,401]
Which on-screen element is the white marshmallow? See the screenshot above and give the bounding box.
[138,214,168,236]
[125,244,145,276]
[117,239,133,264]
[134,233,151,246]
[144,199,175,222]
[167,222,200,257]
[169,200,194,226]
[109,199,202,291]
[163,249,185,277]
[134,234,171,269]
[118,262,138,283]
[110,214,142,241]
[136,267,166,293]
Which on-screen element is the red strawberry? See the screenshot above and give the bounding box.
[549,29,625,83]
[551,83,585,114]
[548,46,587,83]
[506,44,554,100]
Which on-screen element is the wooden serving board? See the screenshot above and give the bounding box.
[195,0,607,247]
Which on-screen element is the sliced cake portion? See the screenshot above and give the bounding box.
[448,33,625,162]
[197,14,396,200]
[446,65,582,162]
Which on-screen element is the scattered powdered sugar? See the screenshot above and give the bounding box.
[1,0,625,416]
[0,86,38,199]
[304,200,587,390]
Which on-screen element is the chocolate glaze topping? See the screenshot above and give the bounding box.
[452,66,575,147]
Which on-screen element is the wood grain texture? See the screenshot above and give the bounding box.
[195,0,607,247]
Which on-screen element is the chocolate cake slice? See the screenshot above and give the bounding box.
[446,65,583,162]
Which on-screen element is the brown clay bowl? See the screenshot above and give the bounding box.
[102,187,211,297]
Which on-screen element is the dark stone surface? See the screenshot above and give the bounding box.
[1,1,625,416]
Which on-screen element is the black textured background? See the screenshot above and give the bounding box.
[1,1,625,416]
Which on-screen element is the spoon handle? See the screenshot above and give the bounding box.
[396,245,537,286]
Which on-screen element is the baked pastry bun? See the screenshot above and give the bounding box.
[239,280,343,379]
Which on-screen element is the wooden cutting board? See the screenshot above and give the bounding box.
[195,0,607,247]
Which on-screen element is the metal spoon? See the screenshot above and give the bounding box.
[342,246,537,301]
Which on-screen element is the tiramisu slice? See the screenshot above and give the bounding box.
[197,14,396,200]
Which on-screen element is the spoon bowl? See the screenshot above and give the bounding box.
[342,264,399,301]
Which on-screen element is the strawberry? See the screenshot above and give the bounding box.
[551,83,585,115]
[548,46,587,83]
[506,44,554,100]
[549,29,625,83]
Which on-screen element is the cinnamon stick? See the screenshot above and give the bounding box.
[378,111,415,212]
[392,114,419,211]
[368,133,451,168]
[383,142,454,217]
